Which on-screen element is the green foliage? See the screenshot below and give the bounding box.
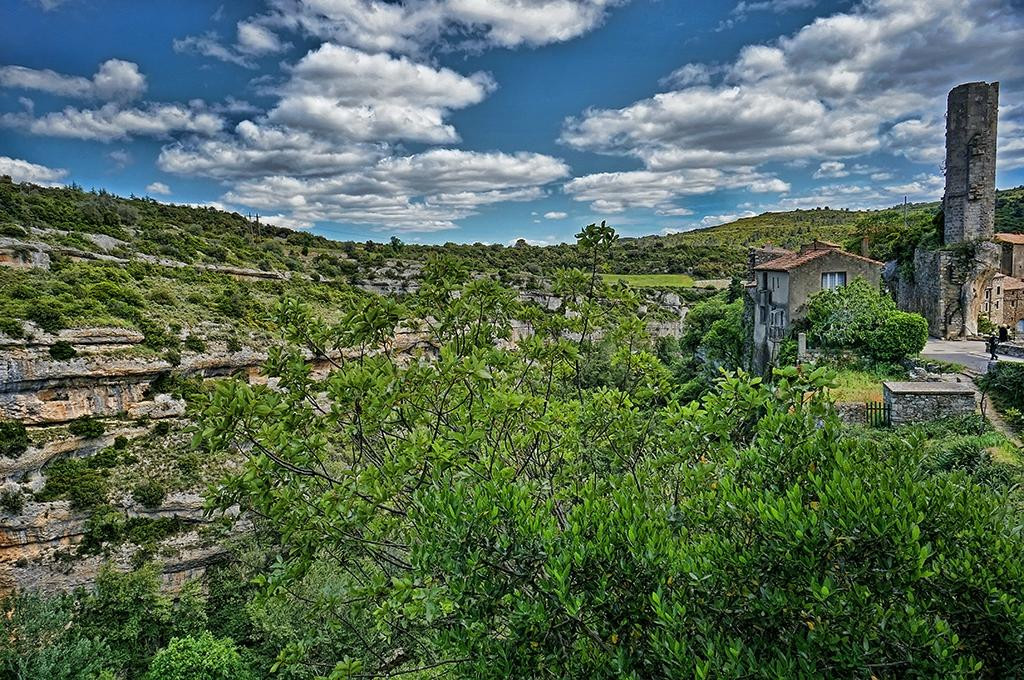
[183,334,207,353]
[48,340,78,360]
[132,480,167,508]
[807,279,927,362]
[0,317,24,338]
[994,185,1024,233]
[979,362,1024,411]
[113,435,129,449]
[68,416,106,438]
[36,457,109,509]
[0,592,114,679]
[79,507,184,555]
[1,488,25,514]
[862,310,929,362]
[145,632,253,680]
[0,419,30,458]
[977,315,998,336]
[78,565,207,677]
[192,228,1024,678]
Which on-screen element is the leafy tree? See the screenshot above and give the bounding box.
[79,565,207,677]
[145,633,253,680]
[195,226,1024,678]
[806,278,893,349]
[0,593,114,679]
[806,279,928,362]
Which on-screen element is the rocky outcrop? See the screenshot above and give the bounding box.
[0,497,240,594]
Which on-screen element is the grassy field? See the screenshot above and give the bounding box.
[601,273,695,287]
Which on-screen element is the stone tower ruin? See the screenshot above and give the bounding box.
[888,81,1001,339]
[942,82,999,244]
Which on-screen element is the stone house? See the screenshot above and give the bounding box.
[747,240,883,371]
[1003,276,1024,334]
[997,233,1024,279]
[981,234,1024,335]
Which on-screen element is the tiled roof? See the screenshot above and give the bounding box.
[754,246,883,271]
[1003,276,1024,291]
[996,233,1024,245]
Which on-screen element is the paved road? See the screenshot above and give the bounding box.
[921,339,1022,375]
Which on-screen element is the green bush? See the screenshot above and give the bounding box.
[0,317,24,338]
[183,334,206,353]
[0,420,30,458]
[37,458,108,509]
[26,301,66,333]
[145,633,252,680]
[807,278,893,348]
[863,309,929,362]
[1,488,24,514]
[68,416,105,439]
[48,340,78,360]
[808,279,928,362]
[979,362,1024,411]
[113,435,129,449]
[68,473,108,510]
[78,564,207,677]
[132,481,166,509]
[977,315,998,336]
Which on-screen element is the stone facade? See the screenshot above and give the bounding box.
[747,241,882,372]
[998,234,1024,280]
[883,382,976,425]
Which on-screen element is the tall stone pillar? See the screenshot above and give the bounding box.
[943,82,998,244]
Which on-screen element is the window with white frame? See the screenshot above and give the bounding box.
[821,271,847,290]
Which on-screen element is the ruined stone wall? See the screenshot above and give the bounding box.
[943,82,998,244]
[888,82,1001,338]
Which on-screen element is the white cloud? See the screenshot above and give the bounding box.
[3,102,224,141]
[660,63,717,88]
[813,161,848,178]
[252,0,626,55]
[236,20,288,55]
[218,148,569,232]
[732,0,816,16]
[267,43,495,143]
[0,59,146,101]
[562,0,1024,210]
[655,206,695,216]
[564,168,789,213]
[159,121,380,179]
[174,32,257,68]
[107,148,132,168]
[0,155,67,185]
[543,211,568,219]
[699,210,756,227]
[145,181,172,195]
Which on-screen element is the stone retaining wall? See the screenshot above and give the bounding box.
[883,382,976,425]
[997,342,1024,359]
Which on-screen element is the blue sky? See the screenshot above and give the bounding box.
[1,0,1022,245]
